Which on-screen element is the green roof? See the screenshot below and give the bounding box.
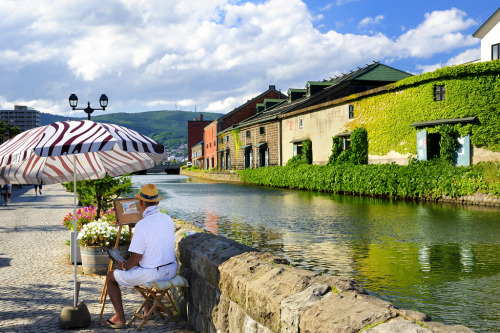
[327,62,412,84]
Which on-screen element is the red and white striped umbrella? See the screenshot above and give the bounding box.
[0,120,165,185]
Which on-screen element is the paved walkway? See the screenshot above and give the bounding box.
[0,184,195,332]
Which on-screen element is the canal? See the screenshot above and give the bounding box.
[132,174,500,332]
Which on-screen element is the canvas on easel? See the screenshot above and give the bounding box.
[114,197,144,225]
[98,197,144,324]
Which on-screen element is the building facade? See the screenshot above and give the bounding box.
[187,114,211,162]
[473,7,500,62]
[192,141,204,169]
[204,121,218,169]
[0,105,41,132]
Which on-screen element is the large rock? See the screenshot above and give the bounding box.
[299,292,397,332]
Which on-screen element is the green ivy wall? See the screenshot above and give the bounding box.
[345,60,500,156]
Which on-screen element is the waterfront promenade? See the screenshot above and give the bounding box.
[0,184,194,333]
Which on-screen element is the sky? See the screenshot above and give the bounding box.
[0,0,497,118]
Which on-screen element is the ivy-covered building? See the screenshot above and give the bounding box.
[283,61,500,166]
[217,62,412,170]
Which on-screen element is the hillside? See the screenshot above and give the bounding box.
[40,110,222,149]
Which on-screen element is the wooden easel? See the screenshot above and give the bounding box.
[98,197,143,325]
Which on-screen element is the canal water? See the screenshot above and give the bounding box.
[132,174,500,332]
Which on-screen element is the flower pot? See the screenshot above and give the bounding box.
[80,245,129,275]
[69,231,81,264]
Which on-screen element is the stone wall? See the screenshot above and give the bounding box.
[172,221,473,333]
[181,169,241,183]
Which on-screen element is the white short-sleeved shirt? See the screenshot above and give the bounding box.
[128,205,176,269]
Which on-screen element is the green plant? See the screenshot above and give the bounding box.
[438,125,460,164]
[231,129,242,163]
[302,139,312,164]
[349,127,368,165]
[62,174,132,219]
[239,161,500,200]
[328,136,344,165]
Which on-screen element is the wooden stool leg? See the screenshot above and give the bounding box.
[166,290,177,312]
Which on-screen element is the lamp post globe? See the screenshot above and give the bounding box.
[69,94,78,108]
[99,94,108,108]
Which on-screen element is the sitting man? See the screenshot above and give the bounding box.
[105,183,178,328]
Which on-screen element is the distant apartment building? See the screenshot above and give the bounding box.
[0,105,41,131]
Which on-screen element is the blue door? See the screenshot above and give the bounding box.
[417,130,427,161]
[455,135,471,166]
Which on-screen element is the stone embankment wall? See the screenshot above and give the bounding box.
[172,221,473,333]
[181,169,500,207]
[181,169,241,183]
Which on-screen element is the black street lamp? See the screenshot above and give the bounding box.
[68,94,108,120]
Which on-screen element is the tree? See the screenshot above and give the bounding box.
[62,174,133,219]
[7,125,20,139]
[0,121,5,144]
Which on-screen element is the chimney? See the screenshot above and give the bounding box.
[269,85,276,91]
[200,114,203,121]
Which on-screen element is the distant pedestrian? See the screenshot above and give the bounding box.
[34,181,43,196]
[3,184,12,204]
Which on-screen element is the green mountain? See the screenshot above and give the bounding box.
[40,110,222,149]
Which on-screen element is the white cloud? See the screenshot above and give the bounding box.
[417,48,481,73]
[0,1,483,116]
[395,8,478,58]
[359,15,385,28]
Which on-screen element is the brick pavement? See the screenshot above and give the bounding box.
[0,184,195,333]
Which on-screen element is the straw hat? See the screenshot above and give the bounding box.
[135,183,163,202]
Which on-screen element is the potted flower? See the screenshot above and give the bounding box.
[63,206,98,264]
[63,206,116,264]
[78,220,131,275]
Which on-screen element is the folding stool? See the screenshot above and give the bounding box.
[127,275,189,331]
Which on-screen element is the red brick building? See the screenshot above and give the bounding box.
[202,85,286,169]
[187,114,211,162]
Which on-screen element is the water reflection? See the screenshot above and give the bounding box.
[131,174,500,332]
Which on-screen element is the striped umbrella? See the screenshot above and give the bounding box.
[0,120,165,308]
[0,120,164,184]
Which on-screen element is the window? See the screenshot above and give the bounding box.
[435,85,445,101]
[349,105,354,119]
[492,44,500,60]
[225,135,229,142]
[298,117,303,129]
[218,138,223,144]
[246,130,251,138]
[259,127,265,134]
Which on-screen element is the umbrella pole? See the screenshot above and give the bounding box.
[73,155,78,308]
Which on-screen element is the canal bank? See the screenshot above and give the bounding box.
[164,171,500,332]
[180,169,500,207]
[173,219,473,333]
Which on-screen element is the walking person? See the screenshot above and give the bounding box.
[3,184,12,204]
[104,183,178,328]
[34,181,43,196]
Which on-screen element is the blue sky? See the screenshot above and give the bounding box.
[0,0,497,117]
